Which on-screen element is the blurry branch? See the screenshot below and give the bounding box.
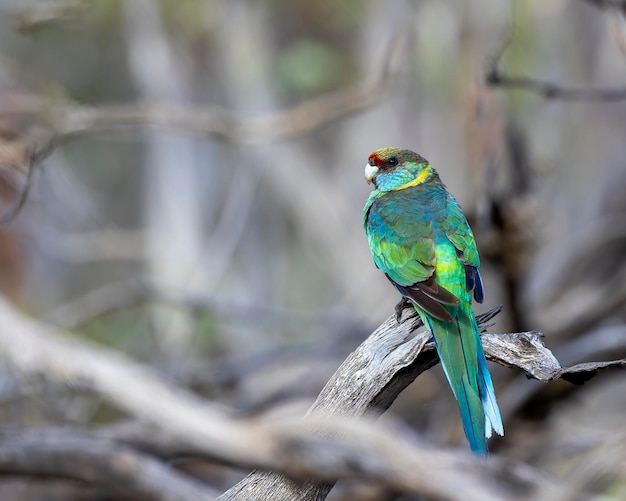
[37,228,146,263]
[485,1,626,101]
[199,157,263,291]
[0,149,36,226]
[575,0,626,13]
[14,0,86,34]
[1,420,562,501]
[0,28,400,146]
[0,68,394,145]
[72,80,388,142]
[544,264,626,339]
[42,277,361,335]
[0,33,404,314]
[0,133,54,226]
[556,324,626,365]
[0,297,620,499]
[0,429,218,500]
[486,70,626,101]
[534,215,626,338]
[475,122,537,332]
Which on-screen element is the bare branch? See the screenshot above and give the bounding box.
[41,277,359,337]
[0,66,394,146]
[0,419,566,501]
[67,84,387,142]
[221,307,623,500]
[486,70,626,101]
[0,134,54,226]
[485,0,626,101]
[0,297,617,499]
[0,429,218,500]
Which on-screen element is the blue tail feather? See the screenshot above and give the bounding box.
[421,308,503,456]
[478,350,504,438]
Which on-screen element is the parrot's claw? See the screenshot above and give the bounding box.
[394,297,417,323]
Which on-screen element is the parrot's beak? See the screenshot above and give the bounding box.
[364,164,379,184]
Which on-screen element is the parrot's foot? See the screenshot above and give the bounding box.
[395,297,417,323]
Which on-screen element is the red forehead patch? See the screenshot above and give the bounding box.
[368,152,381,166]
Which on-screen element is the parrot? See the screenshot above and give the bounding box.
[362,147,503,456]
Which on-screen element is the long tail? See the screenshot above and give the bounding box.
[420,306,503,456]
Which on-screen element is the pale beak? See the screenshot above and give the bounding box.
[364,164,379,184]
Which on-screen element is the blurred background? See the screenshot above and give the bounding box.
[0,0,625,499]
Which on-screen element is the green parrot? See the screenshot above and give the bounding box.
[363,147,503,456]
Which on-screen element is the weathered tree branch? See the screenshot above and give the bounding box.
[219,306,623,500]
[0,297,620,499]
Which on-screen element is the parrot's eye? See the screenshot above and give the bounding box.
[388,157,398,166]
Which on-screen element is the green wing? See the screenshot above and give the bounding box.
[437,193,480,268]
[436,192,484,302]
[364,187,460,320]
[364,189,435,285]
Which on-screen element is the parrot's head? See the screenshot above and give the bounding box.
[364,147,436,192]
